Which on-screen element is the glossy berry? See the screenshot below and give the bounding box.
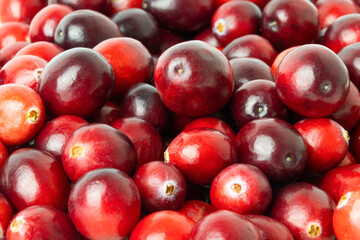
[338,42,360,92]
[90,101,122,125]
[109,0,142,15]
[0,0,46,24]
[0,22,29,50]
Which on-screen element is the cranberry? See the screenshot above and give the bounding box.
[0,42,29,67]
[35,115,88,162]
[276,44,350,117]
[29,4,73,43]
[109,0,142,15]
[0,0,46,24]
[165,128,237,186]
[0,84,45,146]
[0,22,29,50]
[338,42,360,91]
[6,206,77,240]
[194,27,223,51]
[155,41,234,117]
[222,34,277,66]
[48,0,110,13]
[15,41,63,62]
[0,194,13,239]
[178,200,215,222]
[269,182,335,240]
[211,1,261,46]
[0,148,70,212]
[271,46,297,73]
[261,0,320,51]
[189,210,262,240]
[90,101,121,125]
[68,168,141,239]
[211,163,272,215]
[62,123,137,182]
[129,210,195,240]
[38,47,114,119]
[111,117,163,169]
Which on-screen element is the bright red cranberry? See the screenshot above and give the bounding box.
[178,200,215,222]
[230,57,274,90]
[338,42,360,91]
[231,80,289,129]
[142,0,213,34]
[0,0,46,24]
[182,117,236,143]
[269,182,335,240]
[109,0,142,15]
[0,194,13,239]
[69,168,141,239]
[0,148,70,212]
[323,14,360,53]
[235,118,307,185]
[276,44,350,117]
[35,115,88,162]
[0,84,45,146]
[294,118,349,174]
[194,27,223,50]
[29,4,73,43]
[333,186,360,239]
[54,9,122,49]
[210,163,272,214]
[189,210,262,240]
[222,34,277,66]
[155,41,234,117]
[38,48,114,119]
[111,117,163,169]
[94,37,153,101]
[15,41,63,62]
[130,210,195,240]
[271,46,297,73]
[165,128,237,186]
[0,22,29,50]
[6,206,77,240]
[62,123,136,182]
[211,1,261,46]
[90,101,121,125]
[338,151,357,167]
[49,0,110,13]
[0,42,29,68]
[261,0,319,51]
[246,215,294,240]
[0,55,47,91]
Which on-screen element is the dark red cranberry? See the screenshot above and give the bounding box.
[15,41,63,62]
[129,210,195,240]
[0,0,46,24]
[194,27,223,50]
[142,0,213,34]
[68,168,141,239]
[49,0,110,13]
[111,117,163,170]
[0,194,13,239]
[178,200,215,223]
[261,0,320,51]
[156,29,185,55]
[338,42,360,91]
[0,141,8,171]
[29,4,73,43]
[235,118,307,185]
[120,83,170,131]
[38,47,114,119]
[109,0,142,15]
[155,40,234,117]
[276,44,350,117]
[6,206,77,240]
[211,1,261,46]
[90,101,121,125]
[222,34,277,66]
[0,42,29,67]
[189,210,262,240]
[0,148,70,212]
[54,9,122,49]
[210,163,272,214]
[231,80,289,129]
[0,22,29,50]
[165,128,237,186]
[62,123,137,182]
[35,115,88,162]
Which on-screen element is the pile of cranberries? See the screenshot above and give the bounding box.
[1,0,360,239]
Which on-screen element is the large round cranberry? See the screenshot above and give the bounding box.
[68,168,141,239]
[38,47,114,119]
[194,27,223,50]
[0,194,13,239]
[0,0,46,24]
[49,0,110,13]
[109,0,142,15]
[155,40,234,117]
[0,22,29,50]
[261,0,320,51]
[178,200,215,223]
[338,42,360,91]
[15,41,63,62]
[0,148,70,212]
[90,101,121,125]
[276,44,350,117]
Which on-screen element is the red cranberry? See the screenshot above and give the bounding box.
[194,27,223,51]
[49,0,110,13]
[62,123,137,182]
[0,42,29,67]
[38,47,114,119]
[222,34,277,66]
[210,163,272,214]
[109,0,142,15]
[271,46,297,73]
[6,206,77,240]
[261,0,320,51]
[0,0,46,24]
[269,182,335,240]
[189,210,262,240]
[178,200,215,222]
[68,168,141,239]
[0,84,45,146]
[130,210,195,240]
[276,44,350,117]
[15,41,63,62]
[165,128,237,186]
[35,115,88,162]
[111,117,163,169]
[0,194,13,239]
[338,42,360,91]
[0,148,70,212]
[155,40,234,117]
[211,1,261,46]
[0,22,29,50]
[90,101,121,125]
[338,151,357,167]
